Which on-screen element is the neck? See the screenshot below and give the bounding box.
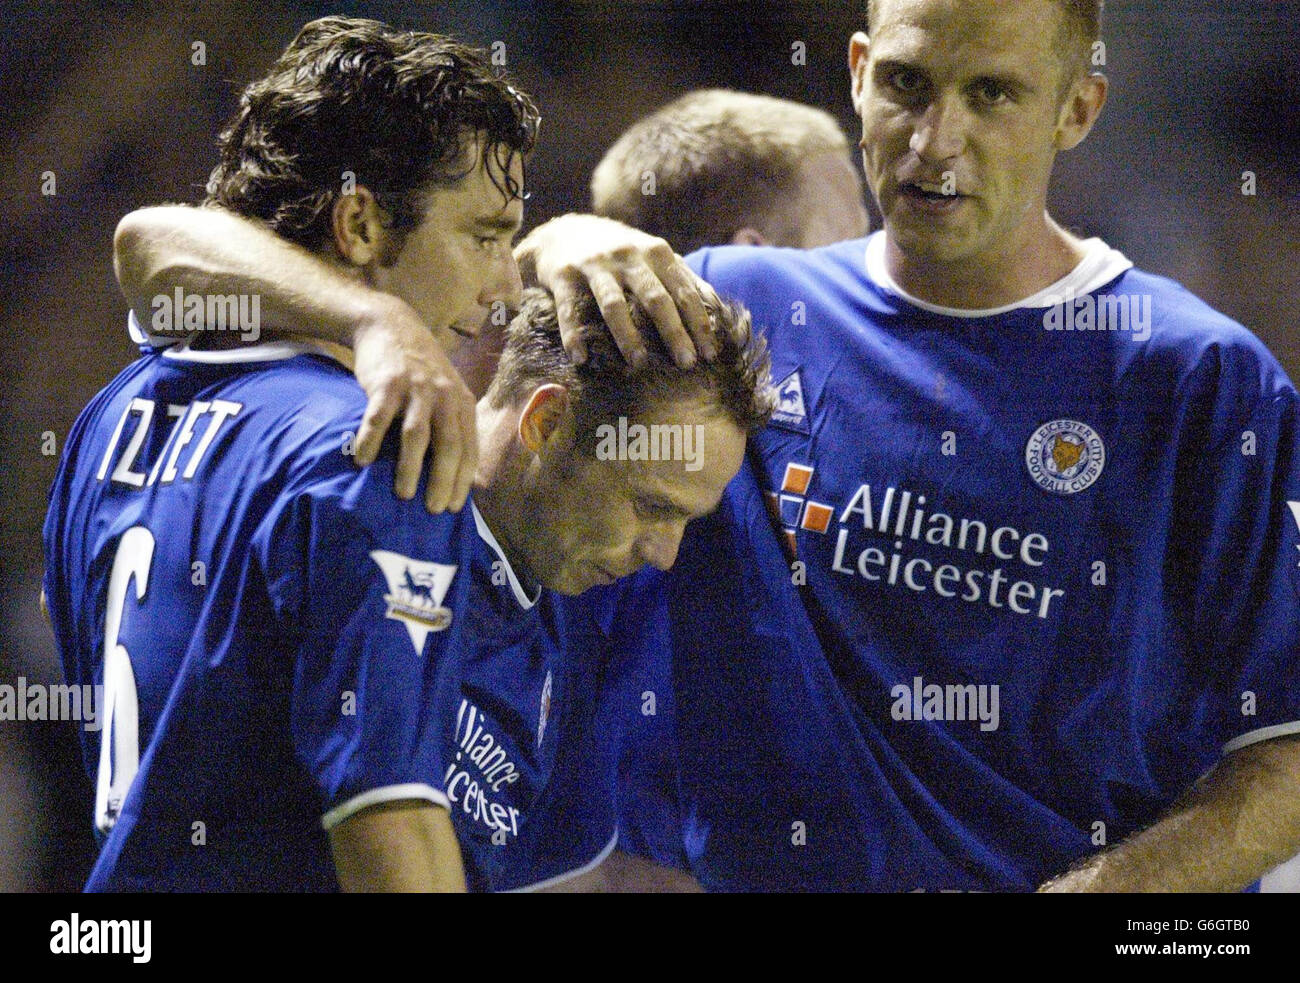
[886,211,1086,310]
[470,402,539,595]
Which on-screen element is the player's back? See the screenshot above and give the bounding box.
[44,338,370,891]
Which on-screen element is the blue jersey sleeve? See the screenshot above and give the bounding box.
[254,449,459,830]
[1182,348,1300,753]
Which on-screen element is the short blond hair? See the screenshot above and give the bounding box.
[865,0,1103,87]
[590,89,851,254]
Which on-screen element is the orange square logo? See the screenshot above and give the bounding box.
[800,501,834,534]
[782,463,813,495]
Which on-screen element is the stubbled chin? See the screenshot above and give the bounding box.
[886,215,979,263]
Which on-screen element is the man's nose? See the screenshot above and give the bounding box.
[910,92,968,165]
[635,524,684,573]
[479,249,524,311]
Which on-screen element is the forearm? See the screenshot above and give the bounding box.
[329,800,466,893]
[113,204,409,345]
[1041,735,1300,892]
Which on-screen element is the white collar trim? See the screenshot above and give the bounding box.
[160,341,331,364]
[862,230,1133,318]
[471,501,540,610]
[129,312,333,364]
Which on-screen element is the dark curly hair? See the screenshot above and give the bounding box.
[488,288,775,455]
[204,16,540,253]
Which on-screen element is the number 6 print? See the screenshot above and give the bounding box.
[95,526,154,833]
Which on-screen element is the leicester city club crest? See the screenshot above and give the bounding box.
[1025,419,1105,494]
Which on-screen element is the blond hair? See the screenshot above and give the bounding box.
[590,89,851,254]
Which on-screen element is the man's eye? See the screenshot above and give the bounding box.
[889,69,924,94]
[634,499,669,520]
[973,81,1010,106]
[477,235,500,250]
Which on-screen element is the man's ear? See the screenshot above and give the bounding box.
[849,31,871,112]
[331,186,392,267]
[730,227,768,247]
[518,384,570,454]
[1054,72,1109,152]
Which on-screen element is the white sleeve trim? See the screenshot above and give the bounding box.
[320,783,450,831]
[502,830,619,893]
[1222,720,1300,755]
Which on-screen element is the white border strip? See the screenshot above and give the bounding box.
[320,782,450,831]
[471,501,541,610]
[862,230,1134,318]
[503,830,619,893]
[1222,720,1300,755]
[161,340,328,364]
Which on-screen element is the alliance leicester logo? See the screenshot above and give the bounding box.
[1025,419,1105,495]
[369,550,458,654]
[771,369,811,434]
[764,462,834,557]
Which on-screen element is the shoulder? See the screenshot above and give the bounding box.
[229,354,463,548]
[686,238,870,301]
[1118,267,1295,405]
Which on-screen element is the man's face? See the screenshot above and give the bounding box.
[852,0,1075,265]
[790,150,871,248]
[373,137,524,351]
[519,398,747,596]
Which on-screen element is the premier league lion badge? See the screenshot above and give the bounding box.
[369,550,457,654]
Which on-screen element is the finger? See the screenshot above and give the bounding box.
[420,387,462,513]
[355,385,403,466]
[448,382,477,512]
[584,268,646,368]
[660,261,718,361]
[427,378,471,514]
[551,275,591,365]
[622,261,694,368]
[395,395,434,502]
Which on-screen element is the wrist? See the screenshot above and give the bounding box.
[348,292,425,349]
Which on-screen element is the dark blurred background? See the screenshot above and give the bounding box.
[1,0,1297,891]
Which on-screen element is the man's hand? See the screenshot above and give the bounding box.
[515,213,719,368]
[351,299,477,512]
